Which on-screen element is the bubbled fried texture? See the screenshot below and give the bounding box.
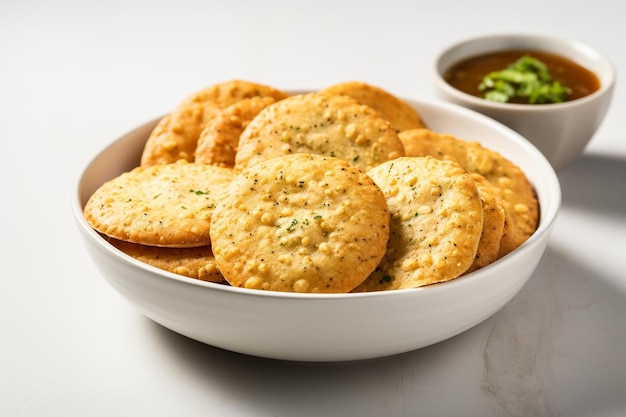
[320,81,427,132]
[140,80,289,167]
[355,156,483,291]
[465,174,506,273]
[399,128,538,257]
[210,153,390,293]
[106,237,226,283]
[195,96,278,167]
[234,92,406,173]
[84,161,234,247]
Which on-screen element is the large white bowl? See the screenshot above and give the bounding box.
[74,97,561,362]
[433,33,615,170]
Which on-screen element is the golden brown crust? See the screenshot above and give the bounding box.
[179,79,289,109]
[399,128,538,257]
[140,80,289,167]
[210,153,390,293]
[106,237,226,283]
[86,81,542,289]
[234,92,405,172]
[195,96,277,167]
[465,174,506,273]
[140,105,207,167]
[320,81,427,131]
[354,156,483,291]
[84,161,234,247]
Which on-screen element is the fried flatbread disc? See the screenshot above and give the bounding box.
[354,156,483,291]
[320,81,426,131]
[84,161,234,247]
[195,96,277,167]
[399,128,538,257]
[211,153,390,293]
[234,92,405,172]
[465,174,506,273]
[140,80,288,166]
[106,237,226,283]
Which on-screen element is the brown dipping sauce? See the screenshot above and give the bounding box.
[444,50,600,104]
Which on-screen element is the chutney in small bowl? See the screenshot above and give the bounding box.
[433,33,615,170]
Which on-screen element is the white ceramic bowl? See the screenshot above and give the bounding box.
[74,97,560,362]
[433,33,615,170]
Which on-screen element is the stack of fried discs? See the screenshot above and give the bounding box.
[84,80,538,293]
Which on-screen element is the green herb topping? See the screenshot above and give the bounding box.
[286,219,298,232]
[478,55,572,104]
[379,274,393,284]
[190,189,209,195]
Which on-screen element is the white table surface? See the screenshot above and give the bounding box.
[2,1,625,416]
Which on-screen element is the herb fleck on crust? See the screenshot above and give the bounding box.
[355,156,483,291]
[320,81,427,132]
[84,161,234,247]
[234,92,405,173]
[399,128,538,257]
[210,153,390,293]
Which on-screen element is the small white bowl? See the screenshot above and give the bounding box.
[433,33,615,170]
[74,97,560,362]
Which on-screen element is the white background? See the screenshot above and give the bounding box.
[2,1,625,416]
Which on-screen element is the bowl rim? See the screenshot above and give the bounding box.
[73,95,561,301]
[433,32,617,112]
